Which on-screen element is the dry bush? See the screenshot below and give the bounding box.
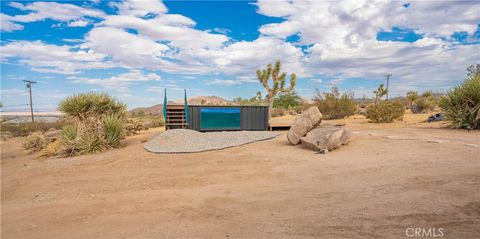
[1,121,67,137]
[22,132,47,152]
[271,108,286,117]
[39,140,62,158]
[313,87,356,119]
[410,91,436,113]
[366,101,405,123]
[366,84,405,123]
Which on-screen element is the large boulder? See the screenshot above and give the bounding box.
[287,106,322,145]
[300,125,351,153]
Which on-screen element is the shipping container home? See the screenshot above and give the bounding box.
[163,89,269,131]
[187,105,268,131]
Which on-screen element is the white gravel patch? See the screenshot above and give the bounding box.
[144,129,279,153]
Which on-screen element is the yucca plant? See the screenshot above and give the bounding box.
[439,67,480,129]
[78,132,104,154]
[103,113,125,147]
[57,92,127,156]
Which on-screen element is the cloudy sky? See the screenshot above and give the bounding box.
[1,0,479,111]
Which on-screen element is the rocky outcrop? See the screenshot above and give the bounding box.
[299,125,351,153]
[287,107,322,145]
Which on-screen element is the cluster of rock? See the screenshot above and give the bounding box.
[287,107,351,153]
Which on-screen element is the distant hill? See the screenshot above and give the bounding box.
[129,96,235,116]
[186,96,235,105]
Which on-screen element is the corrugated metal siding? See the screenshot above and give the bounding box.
[187,105,268,131]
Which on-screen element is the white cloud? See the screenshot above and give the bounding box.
[310,78,323,83]
[2,1,105,32]
[1,14,24,32]
[100,14,228,50]
[70,70,161,92]
[112,0,167,17]
[205,79,242,86]
[194,37,307,77]
[1,41,113,74]
[68,20,90,27]
[255,0,480,93]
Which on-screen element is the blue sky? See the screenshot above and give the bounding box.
[1,0,479,111]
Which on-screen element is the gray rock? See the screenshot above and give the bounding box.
[300,125,351,153]
[287,107,322,145]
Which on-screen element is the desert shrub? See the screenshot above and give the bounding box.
[58,92,126,156]
[271,108,286,117]
[39,140,62,158]
[233,91,266,106]
[439,67,480,129]
[62,125,77,141]
[59,92,126,121]
[366,101,405,123]
[77,132,104,154]
[103,114,124,147]
[313,87,356,119]
[145,116,164,128]
[273,91,302,110]
[366,84,405,123]
[409,91,436,113]
[22,132,47,152]
[1,121,68,137]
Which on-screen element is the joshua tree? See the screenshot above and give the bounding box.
[256,60,296,119]
[406,91,420,108]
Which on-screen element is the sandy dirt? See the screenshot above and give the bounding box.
[1,113,479,238]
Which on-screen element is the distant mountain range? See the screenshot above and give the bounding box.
[129,96,235,115]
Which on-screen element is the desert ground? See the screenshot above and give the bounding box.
[1,113,479,238]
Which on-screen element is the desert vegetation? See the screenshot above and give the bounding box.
[366,84,405,123]
[439,65,480,129]
[257,60,297,119]
[406,90,437,113]
[313,86,356,119]
[18,92,128,157]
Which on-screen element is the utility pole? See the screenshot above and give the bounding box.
[23,80,37,123]
[385,74,391,100]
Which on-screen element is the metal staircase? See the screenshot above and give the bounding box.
[165,105,188,130]
[164,89,189,130]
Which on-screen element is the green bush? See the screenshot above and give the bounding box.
[273,91,302,110]
[439,67,480,129]
[22,132,47,152]
[233,91,266,106]
[59,92,126,121]
[366,101,405,123]
[103,114,124,147]
[366,84,405,123]
[62,125,77,141]
[78,132,104,154]
[313,87,356,119]
[57,92,127,156]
